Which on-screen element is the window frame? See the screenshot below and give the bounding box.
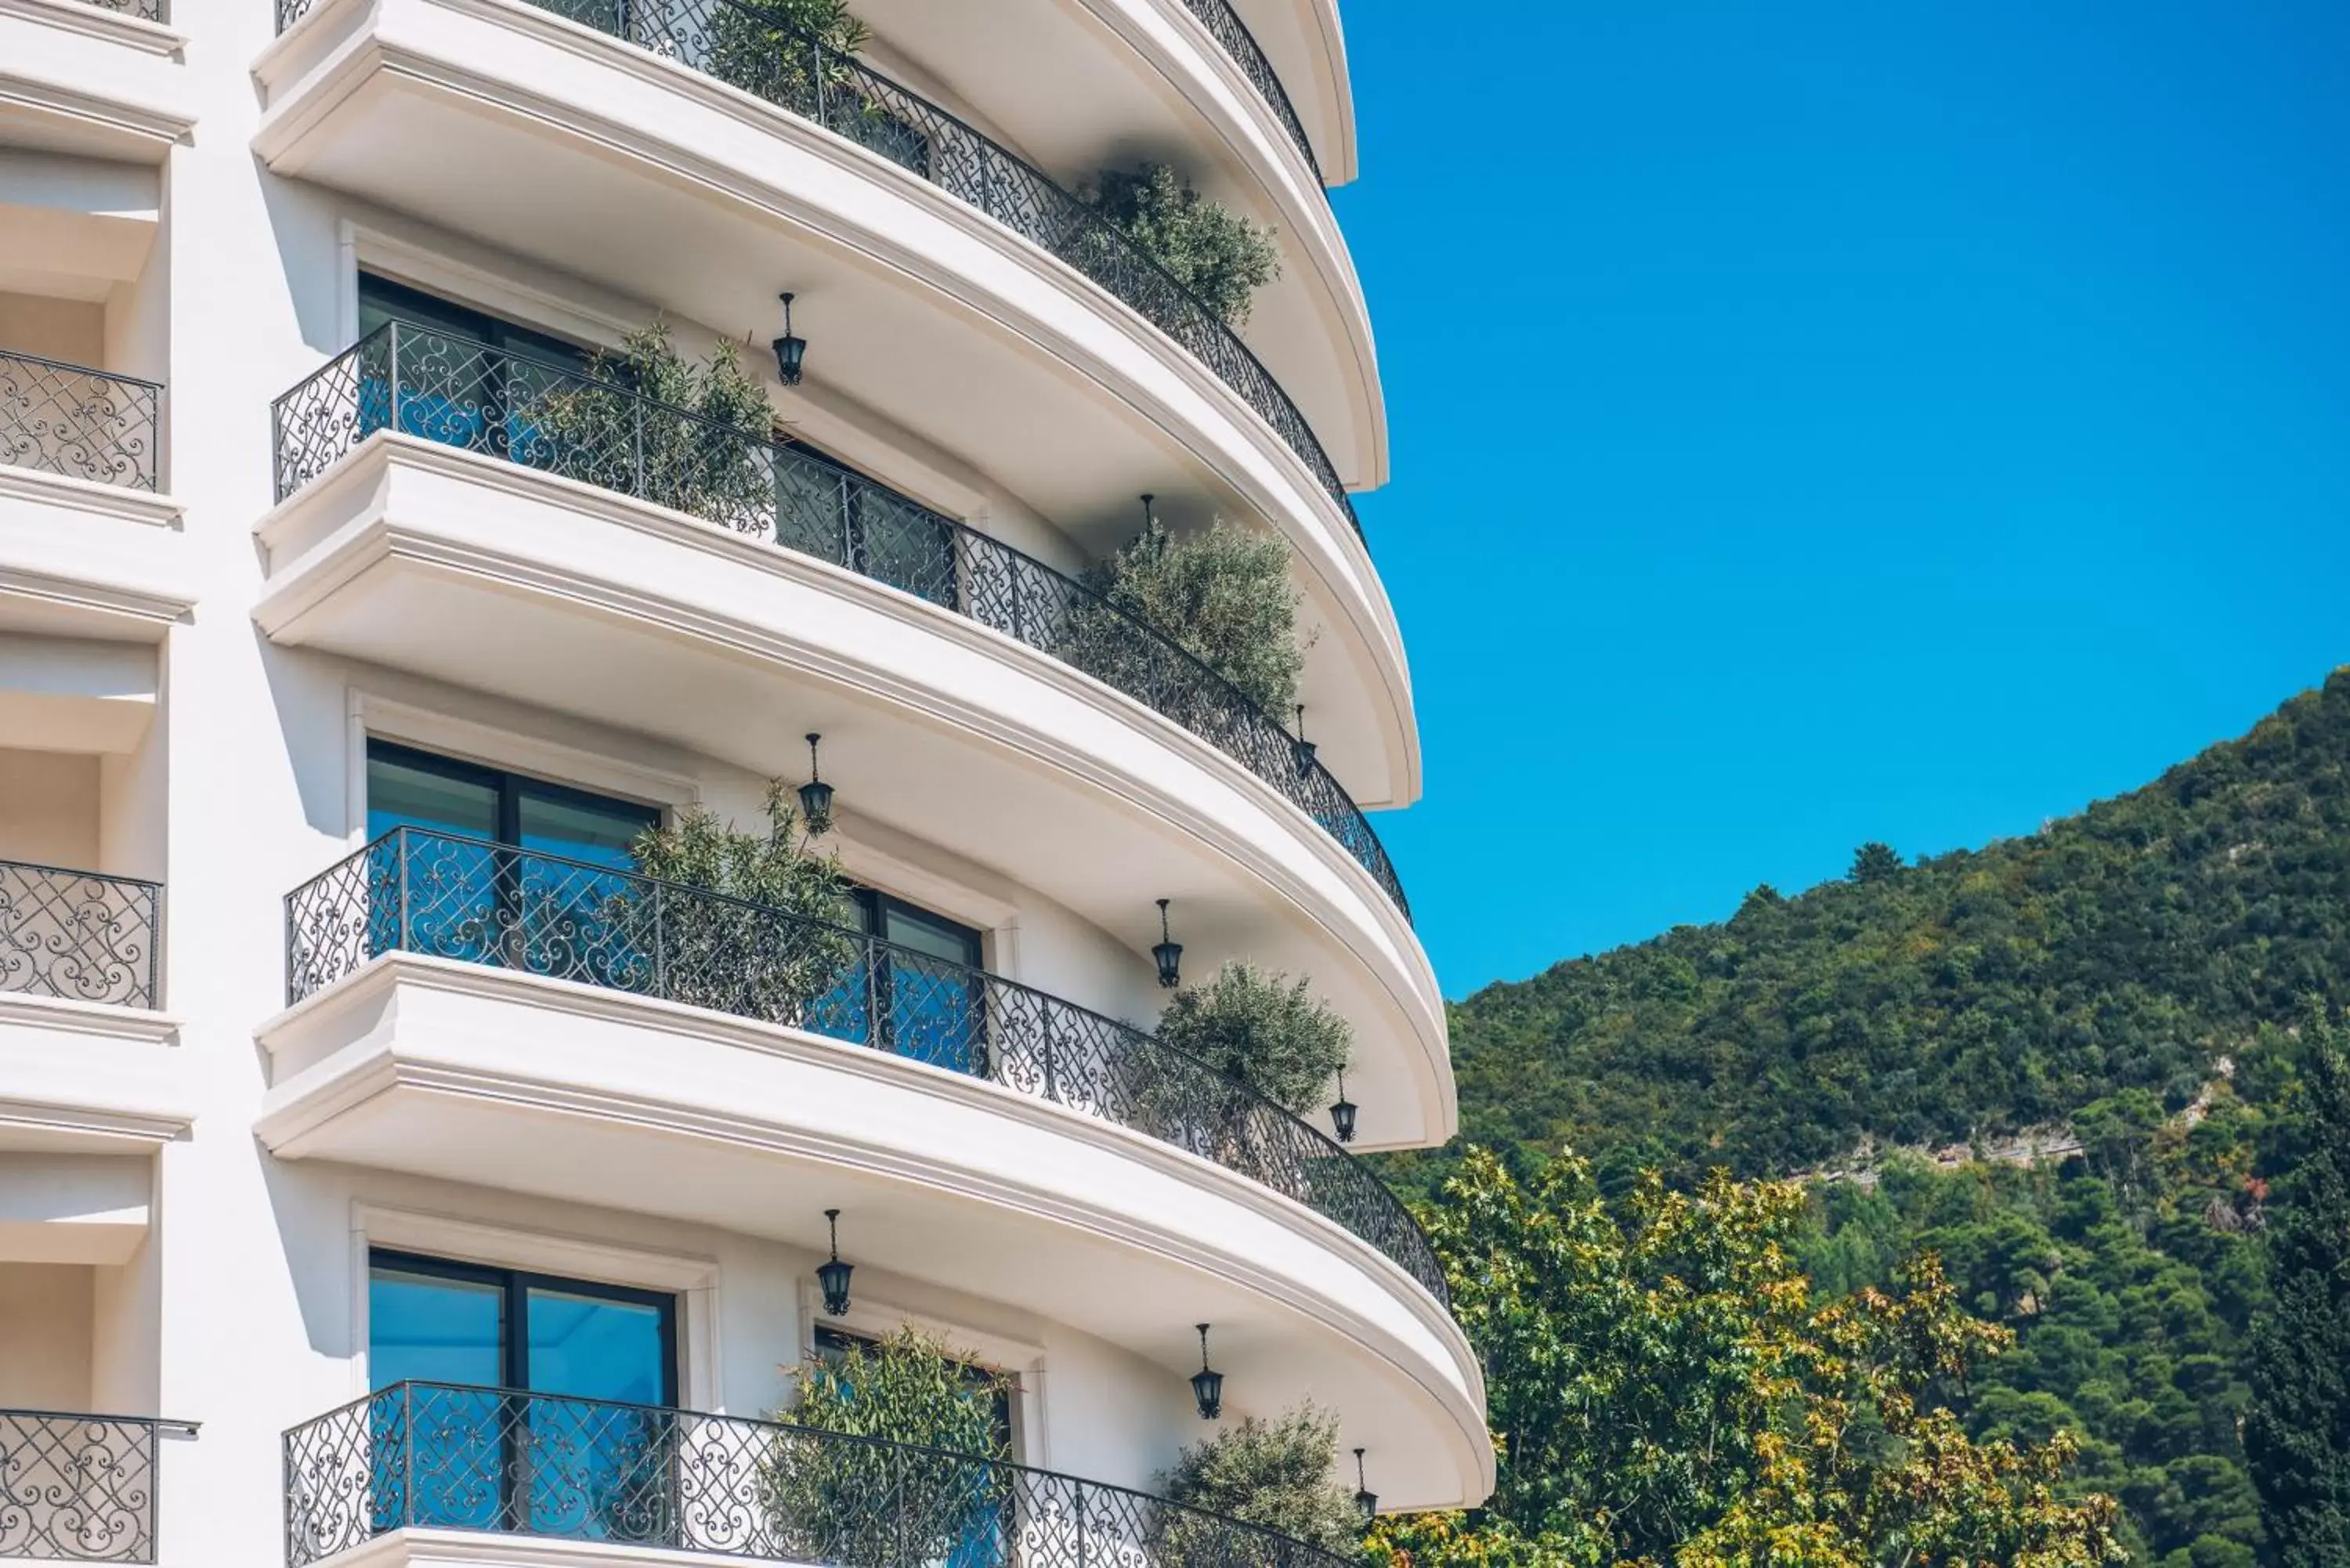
[366,738,663,854]
[368,1246,681,1406]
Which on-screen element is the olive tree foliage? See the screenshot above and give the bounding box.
[1084,163,1282,327]
[763,1327,1014,1565]
[1068,516,1312,718]
[1155,1404,1361,1557]
[1152,960,1351,1115]
[1366,1147,2124,1568]
[537,321,778,532]
[624,781,856,1024]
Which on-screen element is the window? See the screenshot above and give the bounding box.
[808,891,986,1074]
[773,439,956,609]
[355,274,591,466]
[810,1324,1014,1456]
[368,1251,678,1539]
[365,740,661,977]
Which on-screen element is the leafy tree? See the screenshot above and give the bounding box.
[540,322,776,531]
[2243,1002,2350,1565]
[1084,164,1282,327]
[766,1327,1013,1563]
[1371,1146,2120,1566]
[1072,515,1311,715]
[1152,960,1350,1115]
[1155,1404,1361,1555]
[1849,841,1903,883]
[627,781,856,1022]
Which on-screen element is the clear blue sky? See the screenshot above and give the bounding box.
[1335,2,2350,998]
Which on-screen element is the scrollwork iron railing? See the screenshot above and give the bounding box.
[285,1382,1350,1568]
[284,826,1444,1303]
[269,0,1358,533]
[0,350,161,491]
[78,0,168,20]
[0,1411,166,1563]
[270,320,1406,918]
[0,860,163,1009]
[1174,0,1320,182]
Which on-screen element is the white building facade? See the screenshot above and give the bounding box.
[0,0,1489,1561]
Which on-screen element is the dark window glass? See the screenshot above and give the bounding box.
[776,439,955,609]
[366,741,660,860]
[859,892,984,1075]
[810,1324,1014,1456]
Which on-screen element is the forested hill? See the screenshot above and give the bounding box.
[1405,667,2350,1190]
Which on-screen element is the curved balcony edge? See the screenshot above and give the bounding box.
[269,321,1407,919]
[286,1382,1356,1568]
[266,0,1362,535]
[281,826,1444,1304]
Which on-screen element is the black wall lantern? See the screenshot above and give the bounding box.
[1153,899,1183,988]
[1190,1323,1224,1420]
[1329,1067,1358,1145]
[1294,706,1318,778]
[816,1208,854,1317]
[799,732,835,834]
[772,292,807,386]
[1354,1448,1377,1525]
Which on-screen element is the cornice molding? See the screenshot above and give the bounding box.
[0,991,180,1044]
[0,465,185,529]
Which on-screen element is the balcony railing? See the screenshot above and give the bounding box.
[269,0,1358,535]
[0,860,163,1009]
[285,826,1446,1304]
[0,350,161,492]
[270,320,1408,919]
[1176,0,1320,182]
[0,1410,168,1563]
[76,0,167,20]
[286,1382,1350,1568]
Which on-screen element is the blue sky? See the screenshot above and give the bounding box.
[1333,3,2350,997]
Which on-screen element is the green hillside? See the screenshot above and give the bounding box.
[1390,669,2350,1566]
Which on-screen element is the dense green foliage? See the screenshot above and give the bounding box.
[1386,671,2350,1564]
[1085,164,1282,327]
[1078,515,1311,714]
[543,322,776,529]
[2243,1004,2350,1563]
[1157,1404,1362,1555]
[1373,1148,2121,1566]
[1152,959,1351,1115]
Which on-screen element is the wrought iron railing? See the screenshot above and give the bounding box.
[78,0,168,20]
[0,350,161,491]
[284,827,1444,1302]
[0,1411,168,1563]
[269,0,1357,534]
[270,320,1407,918]
[286,1382,1350,1568]
[0,860,163,1009]
[1175,0,1319,182]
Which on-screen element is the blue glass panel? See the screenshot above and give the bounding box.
[524,1289,671,1542]
[368,1268,504,1532]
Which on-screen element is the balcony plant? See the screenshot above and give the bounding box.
[1083,164,1282,328]
[1154,1402,1361,1557]
[537,322,777,533]
[1122,963,1352,1175]
[624,781,858,1025]
[1066,515,1311,717]
[762,1327,1017,1564]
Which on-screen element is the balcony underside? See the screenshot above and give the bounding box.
[255,435,1448,1150]
[251,0,1417,808]
[258,954,1492,1512]
[0,0,192,164]
[0,992,186,1155]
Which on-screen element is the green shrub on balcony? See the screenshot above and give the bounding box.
[764,1328,1016,1563]
[1070,515,1311,717]
[624,781,856,1023]
[1155,1403,1361,1555]
[1152,960,1352,1117]
[538,322,777,531]
[1085,163,1282,328]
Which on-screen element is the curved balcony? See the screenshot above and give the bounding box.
[286,1382,1350,1568]
[268,0,1358,537]
[1174,0,1319,182]
[270,320,1406,919]
[284,826,1444,1304]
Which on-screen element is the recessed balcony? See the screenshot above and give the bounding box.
[0,1408,186,1563]
[0,858,184,1154]
[2,349,158,495]
[286,1382,1347,1568]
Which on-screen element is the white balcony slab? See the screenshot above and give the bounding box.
[0,992,188,1154]
[0,465,192,641]
[0,0,193,164]
[258,952,1492,1512]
